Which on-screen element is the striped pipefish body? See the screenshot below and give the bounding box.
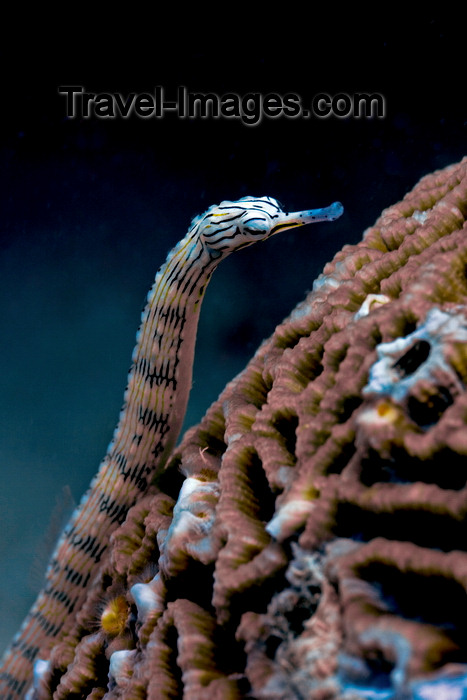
[0,196,343,698]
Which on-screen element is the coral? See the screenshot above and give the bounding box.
[29,157,467,698]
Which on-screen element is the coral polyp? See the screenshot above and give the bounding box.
[100,596,129,638]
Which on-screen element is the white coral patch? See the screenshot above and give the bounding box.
[108,649,137,689]
[412,673,467,700]
[266,498,314,541]
[130,574,164,622]
[363,307,467,403]
[311,271,341,294]
[25,658,51,699]
[412,209,430,223]
[354,294,391,320]
[161,475,220,565]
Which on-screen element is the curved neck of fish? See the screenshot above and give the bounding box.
[112,234,216,481]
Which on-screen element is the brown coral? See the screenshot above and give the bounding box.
[32,157,467,698]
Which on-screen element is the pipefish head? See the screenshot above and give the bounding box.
[194,196,344,257]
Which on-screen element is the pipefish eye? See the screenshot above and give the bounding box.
[198,197,282,252]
